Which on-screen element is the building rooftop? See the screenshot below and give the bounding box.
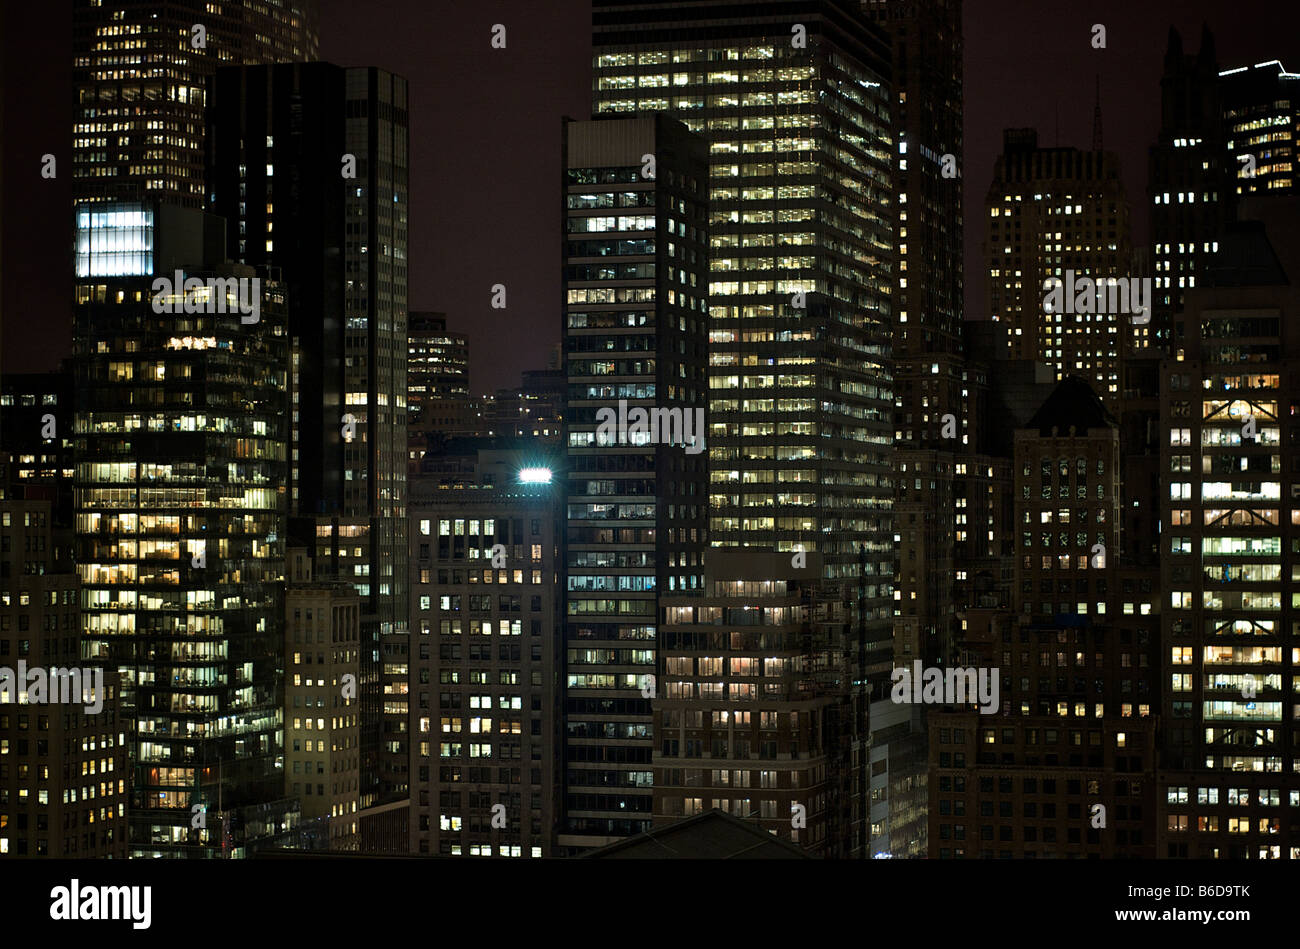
[1024,376,1117,436]
[581,809,811,860]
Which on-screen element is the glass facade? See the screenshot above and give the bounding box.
[1161,292,1299,858]
[73,240,292,856]
[74,205,154,278]
[592,2,896,615]
[72,0,318,208]
[561,116,710,844]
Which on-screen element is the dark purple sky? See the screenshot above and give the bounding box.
[4,1,1298,392]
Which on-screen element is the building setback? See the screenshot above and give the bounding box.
[560,115,710,849]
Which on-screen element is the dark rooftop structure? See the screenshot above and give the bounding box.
[581,810,811,860]
[1025,376,1118,436]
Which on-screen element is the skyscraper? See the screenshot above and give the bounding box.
[865,0,968,667]
[207,62,411,811]
[1158,199,1300,859]
[655,549,864,856]
[284,547,362,851]
[408,446,564,857]
[1149,32,1299,362]
[0,491,129,859]
[591,1,896,620]
[1148,26,1231,355]
[407,312,470,468]
[927,376,1160,859]
[1222,59,1300,199]
[985,129,1135,408]
[864,0,963,362]
[71,202,296,856]
[72,0,318,208]
[561,115,710,848]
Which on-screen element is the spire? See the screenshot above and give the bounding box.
[1198,22,1217,69]
[1164,26,1184,76]
[1092,75,1103,151]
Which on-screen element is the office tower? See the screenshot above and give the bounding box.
[72,202,296,856]
[0,372,75,527]
[861,0,968,674]
[561,115,710,848]
[986,129,1134,407]
[208,63,411,811]
[408,312,470,469]
[1222,60,1300,199]
[408,447,563,857]
[1158,201,1300,859]
[655,549,871,856]
[865,0,963,362]
[591,1,896,615]
[1148,26,1231,356]
[72,0,318,208]
[284,548,361,851]
[1013,378,1121,624]
[927,377,1160,858]
[0,493,128,858]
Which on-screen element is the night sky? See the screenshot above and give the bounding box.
[3,1,1298,393]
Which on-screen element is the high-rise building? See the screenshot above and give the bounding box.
[927,377,1160,858]
[72,0,318,208]
[864,0,963,363]
[1149,31,1299,363]
[284,548,361,851]
[860,0,967,672]
[408,312,470,469]
[207,62,411,811]
[591,1,896,618]
[0,372,75,527]
[408,446,563,857]
[0,493,129,858]
[985,129,1135,407]
[1158,200,1300,859]
[655,549,875,856]
[1222,60,1300,199]
[1148,26,1231,356]
[1013,378,1121,626]
[560,115,710,849]
[71,201,297,856]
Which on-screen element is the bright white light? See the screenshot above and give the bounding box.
[519,467,552,484]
